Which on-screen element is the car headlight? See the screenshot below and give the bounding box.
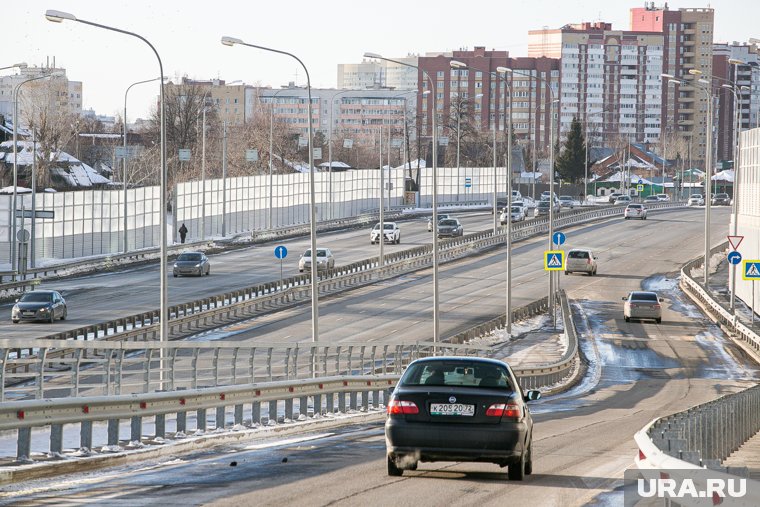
[173,263,178,268]
[195,263,201,268]
[40,307,48,313]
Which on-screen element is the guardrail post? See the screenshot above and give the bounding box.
[350,391,358,411]
[107,419,119,446]
[326,392,334,413]
[215,406,225,429]
[37,348,48,399]
[155,414,165,439]
[338,392,346,413]
[17,427,31,461]
[131,416,142,443]
[192,349,200,390]
[348,346,354,374]
[50,423,63,455]
[335,346,341,375]
[234,404,243,425]
[213,348,221,387]
[362,390,369,411]
[197,409,207,431]
[313,394,322,416]
[252,401,261,425]
[300,396,308,417]
[177,411,187,435]
[249,348,256,384]
[81,420,93,450]
[267,348,273,381]
[373,390,381,409]
[285,398,294,420]
[268,400,277,423]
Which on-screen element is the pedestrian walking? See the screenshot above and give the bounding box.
[179,223,188,244]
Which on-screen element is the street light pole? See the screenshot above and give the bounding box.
[366,52,439,345]
[224,36,318,346]
[124,77,161,252]
[11,72,58,278]
[498,67,514,335]
[267,88,288,230]
[327,89,352,221]
[451,61,467,171]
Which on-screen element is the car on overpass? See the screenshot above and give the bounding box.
[437,218,464,238]
[173,252,211,277]
[688,194,705,206]
[623,290,663,323]
[298,248,335,272]
[624,203,648,220]
[565,248,598,276]
[427,213,451,232]
[11,290,67,323]
[643,195,660,203]
[711,193,731,206]
[385,356,541,479]
[370,222,401,244]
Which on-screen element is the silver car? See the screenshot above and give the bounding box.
[299,248,335,272]
[565,248,598,276]
[12,290,67,323]
[437,218,463,238]
[688,194,705,206]
[623,291,663,323]
[173,251,210,277]
[428,213,451,232]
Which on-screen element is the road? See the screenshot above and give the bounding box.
[3,207,759,506]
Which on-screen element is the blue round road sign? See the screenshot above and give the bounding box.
[728,251,742,265]
[274,245,288,259]
[552,231,566,246]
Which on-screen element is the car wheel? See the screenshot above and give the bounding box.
[508,450,526,481]
[396,236,400,244]
[207,267,210,276]
[565,271,569,275]
[387,455,403,477]
[61,308,67,321]
[173,273,178,278]
[588,270,593,276]
[656,318,662,324]
[624,316,630,322]
[49,312,55,324]
[12,320,19,324]
[525,443,533,475]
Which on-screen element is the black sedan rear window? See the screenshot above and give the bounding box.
[20,293,53,302]
[568,250,589,259]
[177,253,202,261]
[631,292,658,301]
[400,361,513,390]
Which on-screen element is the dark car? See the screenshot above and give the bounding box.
[711,193,731,206]
[385,356,541,480]
[173,251,210,277]
[12,290,67,323]
[437,218,463,238]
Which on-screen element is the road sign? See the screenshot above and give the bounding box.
[544,250,565,271]
[178,149,191,161]
[552,231,566,246]
[313,147,323,160]
[727,235,744,251]
[343,139,353,149]
[16,228,30,243]
[438,136,449,146]
[274,245,288,259]
[245,149,259,162]
[638,179,643,185]
[15,209,54,219]
[728,251,742,265]
[742,260,760,280]
[464,177,472,188]
[298,137,308,148]
[636,184,644,192]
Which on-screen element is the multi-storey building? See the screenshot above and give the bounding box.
[713,42,760,162]
[337,57,418,90]
[416,47,560,153]
[630,4,715,162]
[529,22,664,147]
[165,78,246,125]
[247,85,417,149]
[0,64,82,126]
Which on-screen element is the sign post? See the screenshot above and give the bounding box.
[274,245,288,289]
[729,235,746,313]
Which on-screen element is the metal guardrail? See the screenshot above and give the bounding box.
[25,202,684,347]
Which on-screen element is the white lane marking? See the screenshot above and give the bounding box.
[243,433,335,450]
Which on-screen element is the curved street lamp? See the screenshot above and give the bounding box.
[364,51,441,346]
[46,9,170,352]
[223,36,319,347]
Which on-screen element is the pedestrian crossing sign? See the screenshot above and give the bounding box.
[544,250,565,271]
[742,260,760,280]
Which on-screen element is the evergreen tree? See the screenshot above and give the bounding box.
[555,117,587,183]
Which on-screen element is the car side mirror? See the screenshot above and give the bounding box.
[659,298,664,302]
[622,297,627,301]
[525,390,541,402]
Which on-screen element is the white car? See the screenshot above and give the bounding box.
[688,194,705,206]
[298,248,335,272]
[614,195,632,205]
[624,203,647,220]
[370,222,400,244]
[565,248,598,276]
[500,206,525,224]
[559,195,580,208]
[656,193,670,202]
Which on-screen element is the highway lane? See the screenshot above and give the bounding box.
[4,208,758,506]
[189,207,733,347]
[0,212,490,340]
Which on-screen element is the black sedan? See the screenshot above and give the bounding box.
[711,193,731,206]
[173,252,211,277]
[12,290,67,323]
[436,218,464,238]
[385,356,540,480]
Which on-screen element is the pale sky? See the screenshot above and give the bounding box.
[6,0,759,121]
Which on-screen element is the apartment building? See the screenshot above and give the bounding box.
[337,57,418,90]
[416,47,560,151]
[165,78,246,125]
[713,42,760,162]
[248,85,417,148]
[0,65,82,126]
[630,4,715,161]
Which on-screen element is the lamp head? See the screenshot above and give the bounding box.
[721,83,733,90]
[667,79,681,86]
[688,69,702,76]
[660,73,676,80]
[13,62,28,69]
[697,78,709,85]
[421,90,431,96]
[221,36,243,47]
[728,58,746,65]
[45,9,77,22]
[496,66,512,74]
[450,60,467,69]
[740,85,750,91]
[363,52,382,59]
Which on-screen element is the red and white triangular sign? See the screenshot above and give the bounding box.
[727,235,744,251]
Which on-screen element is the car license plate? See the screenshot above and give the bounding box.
[23,311,35,316]
[430,403,475,416]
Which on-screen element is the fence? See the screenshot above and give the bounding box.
[1,186,161,265]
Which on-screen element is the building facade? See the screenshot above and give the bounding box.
[165,78,246,125]
[416,47,560,154]
[337,57,418,90]
[0,65,82,126]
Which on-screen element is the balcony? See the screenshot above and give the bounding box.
[684,28,696,35]
[683,51,695,57]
